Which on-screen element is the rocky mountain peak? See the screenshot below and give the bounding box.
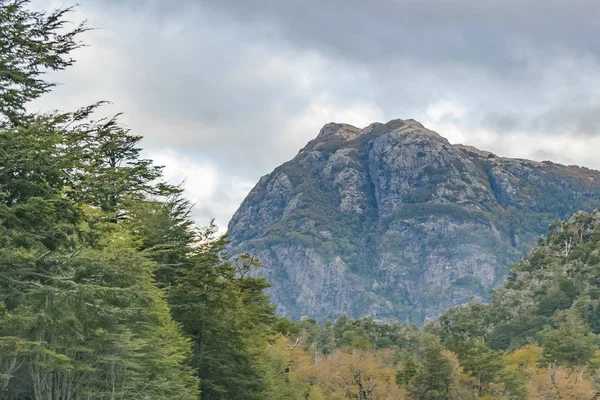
[228,119,600,324]
[316,122,361,140]
[316,118,439,143]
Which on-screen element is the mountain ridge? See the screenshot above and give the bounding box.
[228,118,600,323]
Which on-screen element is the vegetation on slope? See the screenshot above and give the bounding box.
[254,211,600,399]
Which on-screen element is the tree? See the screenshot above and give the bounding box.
[169,230,275,400]
[0,220,200,399]
[506,345,596,400]
[305,348,406,400]
[0,0,87,125]
[66,114,178,213]
[0,3,201,395]
[541,313,597,367]
[123,193,197,287]
[412,338,454,400]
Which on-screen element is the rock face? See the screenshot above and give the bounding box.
[228,119,600,323]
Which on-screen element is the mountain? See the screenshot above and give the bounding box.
[227,119,600,323]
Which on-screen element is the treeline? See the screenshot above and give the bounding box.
[248,208,600,400]
[3,2,600,400]
[0,1,275,398]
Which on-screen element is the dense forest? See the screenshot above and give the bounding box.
[2,1,600,399]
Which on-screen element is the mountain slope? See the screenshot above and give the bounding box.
[430,208,600,353]
[228,119,600,323]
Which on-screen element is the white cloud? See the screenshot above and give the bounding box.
[422,101,467,144]
[148,150,218,201]
[146,150,259,231]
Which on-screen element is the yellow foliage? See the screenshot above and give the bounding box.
[505,344,543,372]
[589,349,600,369]
[265,336,407,399]
[443,350,480,400]
[526,366,595,399]
[503,344,595,399]
[308,349,406,399]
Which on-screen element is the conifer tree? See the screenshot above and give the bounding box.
[0,2,200,398]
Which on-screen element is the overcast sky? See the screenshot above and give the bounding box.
[30,0,600,229]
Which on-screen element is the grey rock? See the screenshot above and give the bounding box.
[228,119,600,324]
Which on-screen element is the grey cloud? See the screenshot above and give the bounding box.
[479,102,600,137]
[198,0,600,74]
[29,0,600,227]
[534,104,600,136]
[481,113,523,133]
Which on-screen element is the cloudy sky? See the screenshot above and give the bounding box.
[30,0,600,229]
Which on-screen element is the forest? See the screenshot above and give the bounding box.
[2,1,600,399]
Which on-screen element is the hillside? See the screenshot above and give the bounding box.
[228,119,600,323]
[431,208,600,352]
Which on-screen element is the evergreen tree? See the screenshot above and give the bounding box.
[0,0,86,125]
[0,2,200,396]
[169,230,276,400]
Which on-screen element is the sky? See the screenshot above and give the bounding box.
[29,0,600,230]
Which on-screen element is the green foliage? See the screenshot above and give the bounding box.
[486,315,550,350]
[123,193,197,287]
[540,313,597,367]
[169,231,276,400]
[0,0,87,125]
[426,208,600,399]
[0,204,200,398]
[0,3,200,397]
[404,335,454,400]
[67,113,178,212]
